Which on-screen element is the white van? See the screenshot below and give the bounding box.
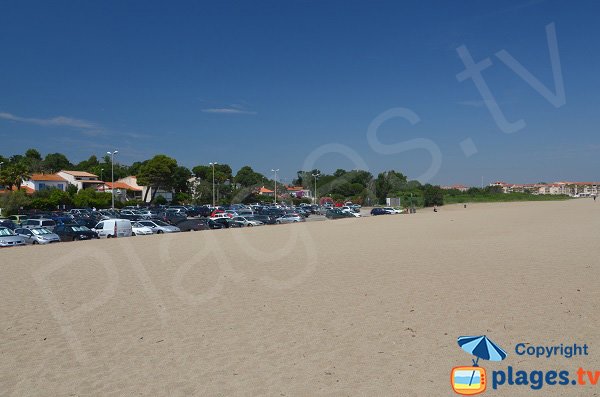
[93,219,132,238]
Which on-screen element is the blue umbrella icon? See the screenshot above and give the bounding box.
[457,335,507,386]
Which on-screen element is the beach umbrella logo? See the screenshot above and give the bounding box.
[451,335,507,395]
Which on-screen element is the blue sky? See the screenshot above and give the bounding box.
[1,0,599,185]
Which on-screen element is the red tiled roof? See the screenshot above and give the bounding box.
[30,173,67,182]
[259,186,274,193]
[104,181,142,191]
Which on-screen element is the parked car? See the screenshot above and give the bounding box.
[158,210,187,225]
[9,214,29,225]
[73,217,98,229]
[118,210,142,221]
[137,220,181,234]
[210,213,232,220]
[232,216,263,227]
[370,208,390,216]
[14,227,60,245]
[211,217,243,228]
[326,209,355,219]
[0,219,17,230]
[250,215,278,225]
[382,207,401,214]
[275,214,305,224]
[175,219,210,232]
[93,219,133,238]
[131,222,154,236]
[22,218,57,231]
[53,224,99,241]
[0,227,27,247]
[69,209,92,216]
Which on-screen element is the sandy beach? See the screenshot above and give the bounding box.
[1,199,599,396]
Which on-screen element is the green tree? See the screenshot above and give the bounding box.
[43,153,72,173]
[137,155,178,202]
[234,166,265,187]
[172,166,192,193]
[423,184,444,207]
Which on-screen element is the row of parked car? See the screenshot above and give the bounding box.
[0,203,366,247]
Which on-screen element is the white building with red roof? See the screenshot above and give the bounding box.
[57,170,105,191]
[22,173,68,191]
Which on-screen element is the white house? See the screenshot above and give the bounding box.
[118,176,173,203]
[22,174,68,191]
[57,170,105,191]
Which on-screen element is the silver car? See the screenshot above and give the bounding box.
[137,220,180,234]
[275,214,305,224]
[14,227,61,245]
[0,227,26,247]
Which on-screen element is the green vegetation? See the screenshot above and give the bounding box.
[0,148,573,214]
[443,186,571,204]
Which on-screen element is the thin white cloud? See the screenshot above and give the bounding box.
[201,106,257,115]
[0,111,97,129]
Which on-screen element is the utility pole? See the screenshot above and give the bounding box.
[107,150,118,210]
[271,169,279,204]
[209,162,218,207]
[312,172,320,204]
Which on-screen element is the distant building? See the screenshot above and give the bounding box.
[117,176,173,203]
[22,173,68,192]
[489,181,599,196]
[286,186,312,199]
[57,170,104,191]
[441,184,469,192]
[98,181,143,202]
[258,186,274,197]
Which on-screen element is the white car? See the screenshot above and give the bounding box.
[131,222,154,236]
[232,216,263,227]
[93,219,133,238]
[210,213,231,220]
[382,207,401,214]
[137,220,180,234]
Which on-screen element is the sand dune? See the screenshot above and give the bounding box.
[1,199,599,396]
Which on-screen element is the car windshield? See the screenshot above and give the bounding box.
[32,228,52,235]
[155,221,169,226]
[0,228,15,236]
[132,222,144,227]
[71,226,90,232]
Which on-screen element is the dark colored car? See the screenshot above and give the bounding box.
[73,217,99,229]
[175,219,210,232]
[212,218,243,228]
[325,209,354,219]
[370,208,389,216]
[158,211,187,225]
[250,215,278,225]
[0,219,17,230]
[54,224,99,241]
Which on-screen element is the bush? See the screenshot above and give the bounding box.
[0,191,32,216]
[73,188,112,208]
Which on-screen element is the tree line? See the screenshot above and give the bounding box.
[0,149,448,212]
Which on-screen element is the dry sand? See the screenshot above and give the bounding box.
[1,199,599,396]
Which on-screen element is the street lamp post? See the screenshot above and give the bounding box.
[107,150,118,210]
[271,169,279,204]
[312,172,320,204]
[209,162,217,207]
